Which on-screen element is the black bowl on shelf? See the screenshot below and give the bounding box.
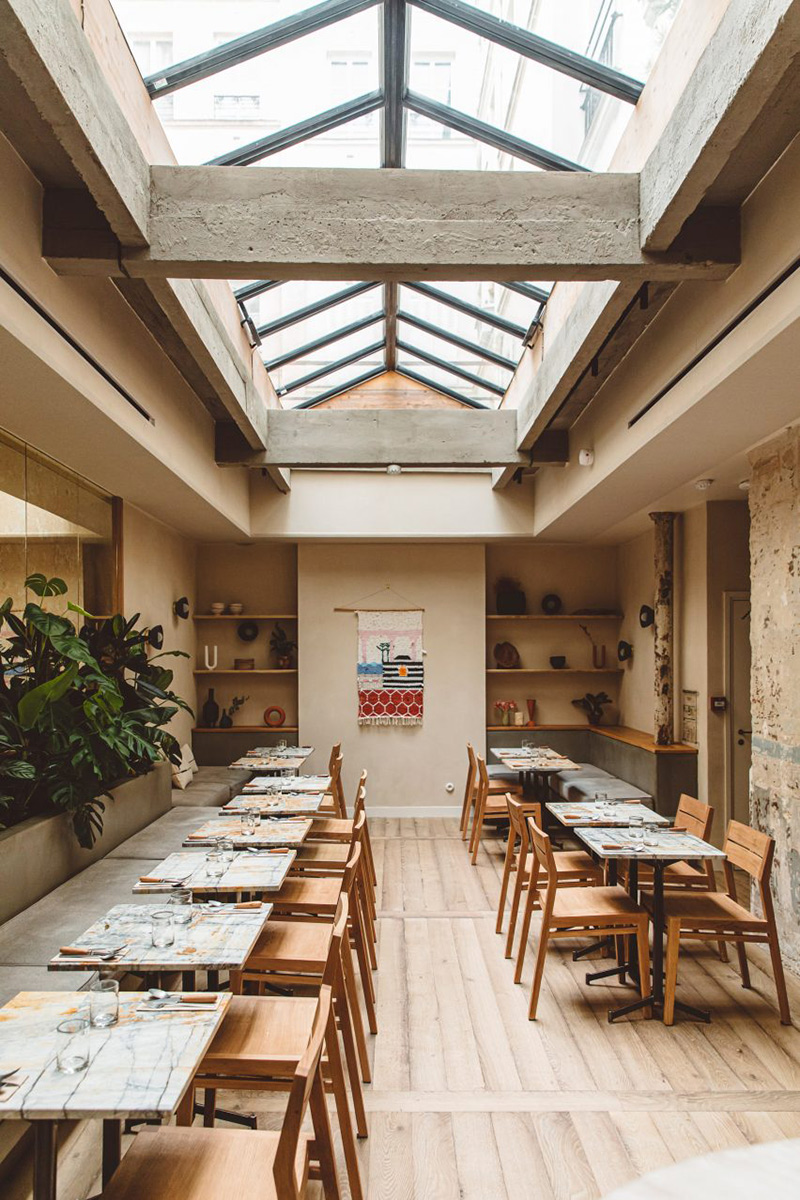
[549,655,567,669]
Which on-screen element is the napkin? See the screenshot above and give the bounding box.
[0,1073,26,1100]
[234,901,264,909]
[602,843,623,850]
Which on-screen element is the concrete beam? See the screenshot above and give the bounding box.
[0,0,149,245]
[217,409,525,469]
[641,0,800,251]
[49,167,739,283]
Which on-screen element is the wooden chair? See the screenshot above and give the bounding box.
[646,820,791,1026]
[523,818,651,1020]
[100,987,340,1200]
[496,796,542,937]
[179,901,365,1200]
[304,774,377,938]
[460,742,521,842]
[624,794,719,892]
[510,801,604,979]
[318,750,346,817]
[271,843,378,1037]
[294,811,377,962]
[469,755,523,864]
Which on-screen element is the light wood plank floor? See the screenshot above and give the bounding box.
[210,819,800,1198]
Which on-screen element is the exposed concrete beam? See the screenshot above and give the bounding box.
[0,0,149,245]
[216,409,525,469]
[641,0,800,251]
[46,167,740,283]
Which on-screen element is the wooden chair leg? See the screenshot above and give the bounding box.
[202,1088,216,1127]
[230,969,243,995]
[766,928,792,1025]
[735,938,752,988]
[175,1085,194,1127]
[505,844,529,960]
[341,934,371,1081]
[350,912,378,1034]
[663,918,681,1026]
[469,800,485,865]
[335,962,369,1125]
[527,923,551,1020]
[495,831,516,934]
[308,1071,342,1200]
[325,1013,365,1200]
[514,867,537,984]
[459,784,472,838]
[635,923,652,1014]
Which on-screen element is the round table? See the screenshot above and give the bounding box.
[603,1138,800,1199]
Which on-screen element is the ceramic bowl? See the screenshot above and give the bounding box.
[210,602,225,615]
[549,655,567,669]
[228,603,244,615]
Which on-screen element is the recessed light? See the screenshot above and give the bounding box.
[738,479,750,491]
[387,463,402,475]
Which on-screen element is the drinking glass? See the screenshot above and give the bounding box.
[628,816,645,848]
[205,848,225,879]
[169,887,193,924]
[276,739,288,752]
[521,738,533,752]
[644,823,660,848]
[151,910,175,947]
[56,1018,90,1073]
[89,979,119,1028]
[218,838,235,863]
[241,812,259,838]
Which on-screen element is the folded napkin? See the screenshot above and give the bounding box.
[0,1073,26,1100]
[58,945,122,956]
[138,875,190,884]
[234,901,263,909]
[174,994,218,1004]
[602,843,623,850]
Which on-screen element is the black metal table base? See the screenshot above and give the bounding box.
[572,937,614,962]
[194,1099,257,1128]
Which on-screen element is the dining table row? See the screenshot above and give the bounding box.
[463,741,791,1029]
[0,743,377,1200]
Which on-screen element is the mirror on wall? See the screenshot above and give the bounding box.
[0,429,117,615]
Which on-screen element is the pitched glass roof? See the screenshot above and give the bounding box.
[110,0,682,408]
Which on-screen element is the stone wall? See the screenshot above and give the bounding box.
[749,427,800,973]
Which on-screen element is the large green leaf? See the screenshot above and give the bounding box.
[17,663,79,729]
[25,574,68,597]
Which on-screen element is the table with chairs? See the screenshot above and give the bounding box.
[0,742,376,1200]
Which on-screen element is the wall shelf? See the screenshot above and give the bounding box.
[194,669,298,675]
[192,725,299,733]
[486,667,624,674]
[486,723,585,731]
[486,613,622,621]
[193,614,297,620]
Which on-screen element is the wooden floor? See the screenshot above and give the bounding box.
[210,818,800,1198]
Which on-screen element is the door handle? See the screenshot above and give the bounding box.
[737,729,752,736]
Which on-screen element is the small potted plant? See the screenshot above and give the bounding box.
[269,623,297,669]
[219,694,248,728]
[572,691,612,727]
[494,699,518,726]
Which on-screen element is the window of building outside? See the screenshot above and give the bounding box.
[582,18,616,134]
[129,34,174,119]
[329,54,375,125]
[409,57,453,137]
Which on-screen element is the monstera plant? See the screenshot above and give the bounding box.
[0,574,191,848]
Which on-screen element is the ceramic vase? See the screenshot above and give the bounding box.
[201,688,220,728]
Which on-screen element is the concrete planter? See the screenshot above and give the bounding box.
[0,762,171,924]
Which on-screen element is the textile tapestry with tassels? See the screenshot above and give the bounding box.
[356,609,424,725]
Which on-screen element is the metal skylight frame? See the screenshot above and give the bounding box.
[139,0,643,407]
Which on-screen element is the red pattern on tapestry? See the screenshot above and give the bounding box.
[358,689,424,721]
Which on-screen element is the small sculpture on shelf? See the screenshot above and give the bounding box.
[269,622,297,669]
[495,577,527,615]
[579,622,606,668]
[494,700,518,726]
[494,641,521,669]
[219,694,248,728]
[526,698,536,727]
[572,691,612,727]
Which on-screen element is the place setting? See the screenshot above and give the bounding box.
[183,813,312,847]
[241,773,332,793]
[132,847,296,895]
[222,791,326,816]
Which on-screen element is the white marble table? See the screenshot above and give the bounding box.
[183,815,312,848]
[546,801,667,827]
[603,1138,800,1199]
[493,747,580,773]
[223,792,325,817]
[249,745,313,757]
[47,902,271,975]
[242,773,331,793]
[228,754,305,772]
[575,827,726,1023]
[0,990,229,1200]
[131,849,296,895]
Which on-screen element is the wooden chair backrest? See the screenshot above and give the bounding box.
[476,755,489,799]
[723,820,774,883]
[328,743,342,774]
[274,984,333,1198]
[464,743,478,801]
[350,809,366,849]
[330,753,346,817]
[322,896,348,989]
[674,793,713,840]
[342,841,363,897]
[527,817,558,905]
[352,769,368,812]
[507,796,542,840]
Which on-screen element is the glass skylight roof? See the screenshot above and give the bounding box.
[110,0,682,408]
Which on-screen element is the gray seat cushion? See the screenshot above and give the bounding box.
[551,764,613,799]
[172,766,247,807]
[487,764,522,783]
[563,777,653,804]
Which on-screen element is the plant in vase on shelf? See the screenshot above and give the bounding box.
[269,623,297,669]
[219,695,249,728]
[579,623,606,669]
[0,574,191,848]
[572,691,613,727]
[494,700,518,726]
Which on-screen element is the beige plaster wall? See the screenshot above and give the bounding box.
[678,505,709,802]
[748,428,800,972]
[485,543,620,727]
[123,503,197,744]
[617,529,656,734]
[298,542,485,811]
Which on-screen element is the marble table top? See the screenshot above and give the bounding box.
[222,793,325,817]
[494,748,580,772]
[546,801,668,827]
[242,774,331,793]
[575,826,727,861]
[229,756,305,772]
[47,902,271,972]
[604,1138,800,1200]
[183,816,312,847]
[131,849,296,894]
[0,990,229,1120]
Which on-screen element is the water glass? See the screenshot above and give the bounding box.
[628,816,645,846]
[218,838,235,863]
[644,823,660,847]
[151,910,175,947]
[241,812,260,838]
[169,887,193,924]
[56,1018,90,1073]
[89,979,119,1028]
[276,739,288,752]
[205,848,225,879]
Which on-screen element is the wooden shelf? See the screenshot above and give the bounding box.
[486,668,623,674]
[484,723,698,754]
[193,614,297,620]
[486,613,622,621]
[192,725,299,733]
[486,724,584,731]
[193,669,298,675]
